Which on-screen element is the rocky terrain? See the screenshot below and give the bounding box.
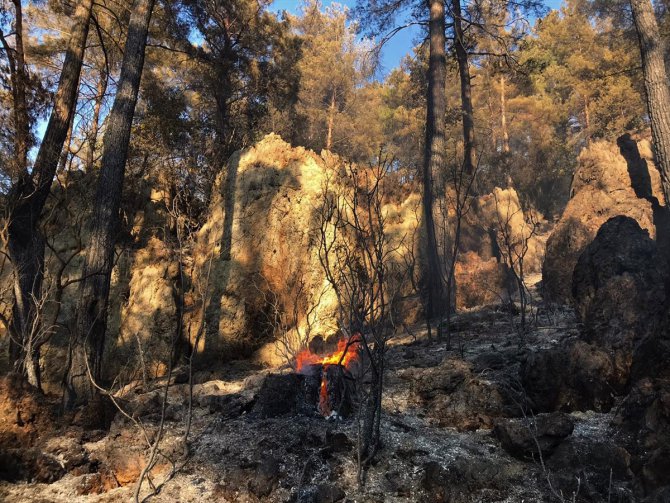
[543,134,667,303]
[1,269,667,502]
[0,135,543,384]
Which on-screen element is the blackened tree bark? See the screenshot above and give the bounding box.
[85,69,108,172]
[451,0,477,176]
[630,0,670,203]
[6,0,93,385]
[68,0,156,407]
[326,88,337,151]
[58,117,74,173]
[422,0,447,320]
[500,74,510,154]
[0,0,30,174]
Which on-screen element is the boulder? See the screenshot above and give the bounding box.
[614,378,670,494]
[493,412,574,460]
[42,436,89,473]
[472,350,512,372]
[86,427,146,486]
[547,439,633,501]
[410,358,524,430]
[572,216,668,354]
[643,447,670,493]
[429,374,522,430]
[543,135,665,303]
[314,484,345,503]
[0,447,63,483]
[420,461,451,503]
[631,309,670,384]
[325,431,353,453]
[411,358,471,401]
[419,456,526,503]
[201,392,252,418]
[521,340,623,413]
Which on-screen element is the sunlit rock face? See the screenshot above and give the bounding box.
[0,133,547,384]
[189,134,413,364]
[189,134,342,363]
[113,236,179,379]
[0,169,175,384]
[455,186,546,309]
[543,134,666,304]
[190,134,546,364]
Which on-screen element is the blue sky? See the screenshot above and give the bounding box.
[271,0,565,74]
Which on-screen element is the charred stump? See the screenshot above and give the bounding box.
[319,364,356,418]
[252,372,321,418]
[252,364,355,419]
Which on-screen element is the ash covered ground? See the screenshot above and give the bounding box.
[0,275,647,503]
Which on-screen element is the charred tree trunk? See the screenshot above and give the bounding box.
[213,89,229,159]
[422,0,447,321]
[326,88,336,151]
[500,74,510,154]
[6,0,93,383]
[452,0,477,176]
[0,0,30,174]
[68,0,155,407]
[583,95,591,145]
[86,69,108,172]
[630,0,670,203]
[212,59,236,162]
[12,0,29,171]
[58,118,74,173]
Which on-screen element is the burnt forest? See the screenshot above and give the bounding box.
[0,0,669,502]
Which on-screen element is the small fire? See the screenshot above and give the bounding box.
[295,336,362,373]
[295,335,362,417]
[319,379,329,416]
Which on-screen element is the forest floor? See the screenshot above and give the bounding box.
[0,275,631,502]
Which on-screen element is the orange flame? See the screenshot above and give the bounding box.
[295,335,362,417]
[319,379,329,416]
[295,336,361,373]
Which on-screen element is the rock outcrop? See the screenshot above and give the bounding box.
[521,340,625,413]
[540,186,670,497]
[409,357,524,430]
[529,216,670,430]
[547,437,633,500]
[456,187,546,309]
[572,216,668,358]
[614,377,670,495]
[543,135,666,303]
[0,134,547,388]
[493,412,574,460]
[190,135,353,361]
[192,135,544,362]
